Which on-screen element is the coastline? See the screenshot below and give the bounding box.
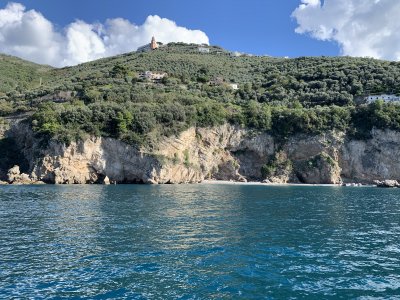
[201,180,374,187]
[0,179,378,187]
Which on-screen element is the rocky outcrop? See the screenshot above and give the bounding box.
[5,122,400,185]
[24,125,255,184]
[30,138,162,184]
[6,165,44,184]
[341,129,400,183]
[374,180,400,188]
[7,165,22,183]
[102,176,111,185]
[294,152,342,184]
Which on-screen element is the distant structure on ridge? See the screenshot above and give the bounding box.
[364,94,400,103]
[150,36,158,50]
[137,36,162,53]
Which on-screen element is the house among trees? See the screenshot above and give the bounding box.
[365,94,400,103]
[229,83,239,90]
[139,71,168,82]
[137,36,162,52]
[230,51,243,57]
[198,47,210,53]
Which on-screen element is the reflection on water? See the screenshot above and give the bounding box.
[0,185,400,299]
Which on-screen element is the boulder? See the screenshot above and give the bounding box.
[6,165,44,184]
[7,165,21,183]
[237,175,247,182]
[374,179,400,188]
[103,176,110,185]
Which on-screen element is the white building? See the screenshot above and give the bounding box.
[230,51,242,57]
[198,47,210,53]
[365,94,400,103]
[139,71,167,82]
[228,83,239,90]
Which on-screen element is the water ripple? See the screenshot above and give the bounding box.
[0,185,400,299]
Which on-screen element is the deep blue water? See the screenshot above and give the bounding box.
[1,185,400,299]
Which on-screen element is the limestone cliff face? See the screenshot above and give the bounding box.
[284,132,344,184]
[8,124,272,184]
[7,123,400,184]
[25,124,271,184]
[340,129,400,183]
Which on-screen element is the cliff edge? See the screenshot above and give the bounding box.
[2,122,400,185]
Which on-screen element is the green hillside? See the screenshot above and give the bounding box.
[0,54,52,95]
[2,43,400,145]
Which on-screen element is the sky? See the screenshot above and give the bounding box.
[0,0,399,67]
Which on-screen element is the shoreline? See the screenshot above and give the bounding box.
[0,179,378,187]
[201,180,375,187]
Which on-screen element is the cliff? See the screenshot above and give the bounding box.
[3,122,400,185]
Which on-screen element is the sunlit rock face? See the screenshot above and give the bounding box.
[7,123,400,184]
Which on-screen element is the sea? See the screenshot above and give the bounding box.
[0,184,400,299]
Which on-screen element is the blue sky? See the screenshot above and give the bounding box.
[1,0,399,66]
[4,0,338,57]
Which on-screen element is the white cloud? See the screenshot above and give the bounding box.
[64,21,106,66]
[292,0,400,61]
[0,2,209,67]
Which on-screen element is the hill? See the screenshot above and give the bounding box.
[1,43,400,146]
[0,54,52,95]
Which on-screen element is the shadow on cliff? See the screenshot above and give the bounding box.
[0,137,29,180]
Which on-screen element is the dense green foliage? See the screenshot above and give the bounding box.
[0,54,51,95]
[1,43,400,145]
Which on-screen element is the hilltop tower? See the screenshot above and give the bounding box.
[150,36,158,50]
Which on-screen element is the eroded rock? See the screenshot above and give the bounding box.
[103,176,110,185]
[295,152,342,184]
[374,180,400,188]
[6,165,44,184]
[7,123,400,185]
[7,165,21,183]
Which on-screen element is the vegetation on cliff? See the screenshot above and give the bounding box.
[1,43,400,146]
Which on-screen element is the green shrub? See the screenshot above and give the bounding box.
[3,44,400,146]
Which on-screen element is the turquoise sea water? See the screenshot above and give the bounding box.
[0,184,400,299]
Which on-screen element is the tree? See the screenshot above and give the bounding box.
[110,64,128,78]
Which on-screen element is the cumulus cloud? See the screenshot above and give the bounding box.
[0,2,209,67]
[292,0,400,61]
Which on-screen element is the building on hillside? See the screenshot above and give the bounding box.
[198,47,210,53]
[150,36,158,50]
[137,36,162,52]
[365,94,400,103]
[228,83,239,90]
[139,71,168,82]
[230,51,242,57]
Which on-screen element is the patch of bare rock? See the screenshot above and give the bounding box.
[6,165,45,185]
[374,179,400,188]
